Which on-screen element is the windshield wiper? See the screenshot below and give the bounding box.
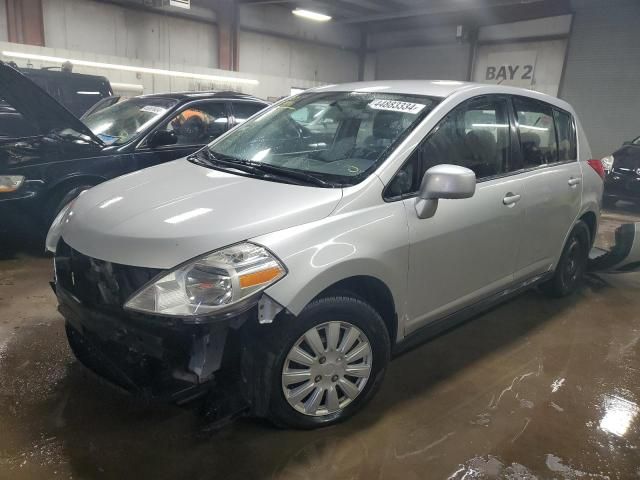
[193,150,333,187]
[245,162,331,187]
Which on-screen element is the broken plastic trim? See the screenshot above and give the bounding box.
[257,295,284,324]
[589,222,640,273]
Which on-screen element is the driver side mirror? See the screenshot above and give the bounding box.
[148,130,178,148]
[415,164,476,219]
[623,141,632,146]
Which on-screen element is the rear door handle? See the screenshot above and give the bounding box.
[503,193,521,206]
[568,177,581,187]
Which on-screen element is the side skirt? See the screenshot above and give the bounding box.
[392,272,553,357]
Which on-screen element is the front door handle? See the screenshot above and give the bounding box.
[568,177,581,187]
[503,192,521,206]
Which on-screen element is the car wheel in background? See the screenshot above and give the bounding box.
[250,296,390,429]
[541,220,591,297]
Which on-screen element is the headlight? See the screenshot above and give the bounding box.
[125,242,286,317]
[601,155,614,172]
[0,175,25,193]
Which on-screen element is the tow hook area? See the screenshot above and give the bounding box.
[589,222,640,273]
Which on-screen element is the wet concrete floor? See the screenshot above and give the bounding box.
[1,208,640,479]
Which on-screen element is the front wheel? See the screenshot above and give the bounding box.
[252,296,390,429]
[541,220,591,297]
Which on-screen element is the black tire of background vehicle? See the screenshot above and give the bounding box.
[247,296,390,429]
[44,183,95,232]
[541,220,591,298]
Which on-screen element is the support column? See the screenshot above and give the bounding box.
[216,0,239,71]
[6,0,45,46]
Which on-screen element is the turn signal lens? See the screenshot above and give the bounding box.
[239,266,285,289]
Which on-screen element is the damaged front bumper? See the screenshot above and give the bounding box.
[52,240,255,403]
[57,284,251,403]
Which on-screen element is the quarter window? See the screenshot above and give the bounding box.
[158,102,229,146]
[553,109,576,161]
[514,97,558,167]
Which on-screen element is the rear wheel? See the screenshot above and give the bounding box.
[541,220,590,297]
[252,296,390,429]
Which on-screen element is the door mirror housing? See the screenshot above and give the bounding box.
[415,164,476,219]
[148,130,178,148]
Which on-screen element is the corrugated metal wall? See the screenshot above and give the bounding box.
[560,0,640,157]
[375,44,471,81]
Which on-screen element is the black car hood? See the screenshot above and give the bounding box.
[0,62,104,145]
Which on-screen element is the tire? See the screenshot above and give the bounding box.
[541,220,591,298]
[250,296,390,429]
[44,184,94,232]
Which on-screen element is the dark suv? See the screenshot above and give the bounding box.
[0,62,268,238]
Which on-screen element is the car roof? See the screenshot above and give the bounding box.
[312,80,573,112]
[138,90,268,103]
[20,67,110,83]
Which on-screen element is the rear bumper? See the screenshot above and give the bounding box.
[56,284,250,403]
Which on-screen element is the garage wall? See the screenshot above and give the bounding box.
[561,0,640,158]
[0,0,7,42]
[239,31,358,84]
[375,43,471,81]
[238,4,359,84]
[42,0,218,69]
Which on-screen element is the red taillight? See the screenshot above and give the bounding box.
[588,159,605,180]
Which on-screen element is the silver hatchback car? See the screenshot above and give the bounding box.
[48,81,604,429]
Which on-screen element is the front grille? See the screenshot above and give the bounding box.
[55,240,162,312]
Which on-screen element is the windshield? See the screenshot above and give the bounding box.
[633,136,640,145]
[203,91,439,186]
[83,97,178,145]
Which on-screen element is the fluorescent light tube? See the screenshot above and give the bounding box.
[292,9,331,21]
[2,51,259,86]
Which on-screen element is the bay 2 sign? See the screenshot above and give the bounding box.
[484,51,537,87]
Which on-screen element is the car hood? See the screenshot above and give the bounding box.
[0,62,103,145]
[61,159,343,268]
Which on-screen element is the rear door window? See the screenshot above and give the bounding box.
[514,97,558,167]
[231,102,265,126]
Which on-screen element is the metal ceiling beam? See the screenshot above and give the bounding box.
[335,0,391,12]
[239,0,364,17]
[339,0,547,23]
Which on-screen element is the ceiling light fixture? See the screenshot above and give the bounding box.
[111,82,144,91]
[2,51,259,86]
[292,9,332,22]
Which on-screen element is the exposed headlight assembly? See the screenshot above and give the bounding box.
[601,155,615,172]
[0,175,25,193]
[125,243,286,318]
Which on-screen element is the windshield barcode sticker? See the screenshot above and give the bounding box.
[140,105,167,115]
[368,99,426,114]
